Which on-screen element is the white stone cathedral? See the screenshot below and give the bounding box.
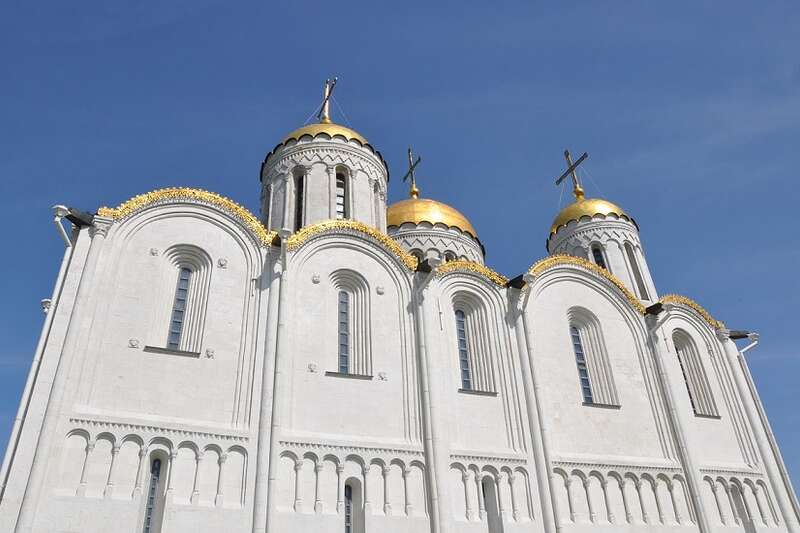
[1,84,798,533]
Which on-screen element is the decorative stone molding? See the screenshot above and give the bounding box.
[660,294,724,330]
[97,187,276,247]
[287,219,418,270]
[527,254,646,314]
[435,260,508,287]
[69,417,249,443]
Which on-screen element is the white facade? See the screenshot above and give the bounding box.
[0,117,798,533]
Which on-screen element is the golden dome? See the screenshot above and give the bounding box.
[282,121,368,146]
[387,195,478,239]
[550,197,635,235]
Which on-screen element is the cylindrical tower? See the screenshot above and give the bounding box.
[260,83,389,233]
[547,182,657,302]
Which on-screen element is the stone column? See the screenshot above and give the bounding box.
[215,453,227,507]
[362,465,372,514]
[133,448,148,499]
[601,479,615,523]
[583,478,596,523]
[710,482,727,525]
[76,440,95,497]
[190,452,203,505]
[165,451,178,503]
[462,471,473,520]
[293,460,303,512]
[336,464,345,514]
[496,473,508,522]
[402,467,413,516]
[635,480,648,524]
[382,466,391,515]
[475,473,486,520]
[508,472,519,521]
[314,463,324,513]
[104,443,121,499]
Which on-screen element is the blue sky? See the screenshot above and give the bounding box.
[1,1,798,488]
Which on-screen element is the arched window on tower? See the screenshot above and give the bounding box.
[444,251,456,262]
[624,242,649,300]
[672,330,719,417]
[590,244,609,271]
[294,170,305,230]
[567,308,620,407]
[336,168,349,219]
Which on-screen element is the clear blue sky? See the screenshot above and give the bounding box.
[1,1,798,488]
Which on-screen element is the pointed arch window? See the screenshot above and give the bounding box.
[567,308,620,407]
[591,244,609,271]
[672,330,719,417]
[336,169,349,219]
[624,242,649,300]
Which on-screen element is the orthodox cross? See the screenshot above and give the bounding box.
[317,77,338,124]
[401,147,422,198]
[555,150,588,200]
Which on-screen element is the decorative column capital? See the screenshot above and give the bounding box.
[90,216,113,237]
[218,453,228,465]
[336,464,345,474]
[294,461,303,472]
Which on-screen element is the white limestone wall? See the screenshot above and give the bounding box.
[388,222,484,264]
[261,136,388,232]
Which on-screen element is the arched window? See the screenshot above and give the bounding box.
[338,291,350,374]
[624,242,649,300]
[672,330,718,417]
[567,308,620,407]
[570,325,593,403]
[142,457,165,533]
[294,171,305,230]
[591,244,609,271]
[331,271,371,376]
[444,251,456,262]
[336,169,349,219]
[154,246,212,355]
[452,296,496,393]
[410,249,424,263]
[455,310,472,390]
[343,479,364,533]
[167,267,192,350]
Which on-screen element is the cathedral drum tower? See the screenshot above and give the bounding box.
[0,81,797,533]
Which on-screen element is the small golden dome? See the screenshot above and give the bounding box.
[282,122,368,146]
[387,196,478,239]
[550,197,635,235]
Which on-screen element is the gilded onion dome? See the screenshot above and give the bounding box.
[387,194,478,239]
[282,121,368,146]
[550,196,636,235]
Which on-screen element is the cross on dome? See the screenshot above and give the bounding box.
[401,147,422,198]
[555,150,588,200]
[316,77,338,124]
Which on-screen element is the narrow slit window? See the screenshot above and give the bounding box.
[143,458,162,533]
[167,267,192,350]
[591,245,608,270]
[336,172,348,219]
[344,484,353,533]
[294,174,304,230]
[455,310,472,390]
[625,242,649,300]
[338,291,350,373]
[570,325,594,403]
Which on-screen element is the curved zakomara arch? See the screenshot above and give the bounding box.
[98,187,276,248]
[659,294,724,331]
[287,219,417,270]
[435,260,508,287]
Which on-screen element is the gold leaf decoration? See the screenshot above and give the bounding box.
[97,187,274,247]
[435,260,508,286]
[659,294,725,330]
[527,254,646,314]
[286,219,418,270]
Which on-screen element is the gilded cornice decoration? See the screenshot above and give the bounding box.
[97,187,275,247]
[659,294,725,330]
[435,260,508,287]
[286,219,418,270]
[528,254,646,314]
